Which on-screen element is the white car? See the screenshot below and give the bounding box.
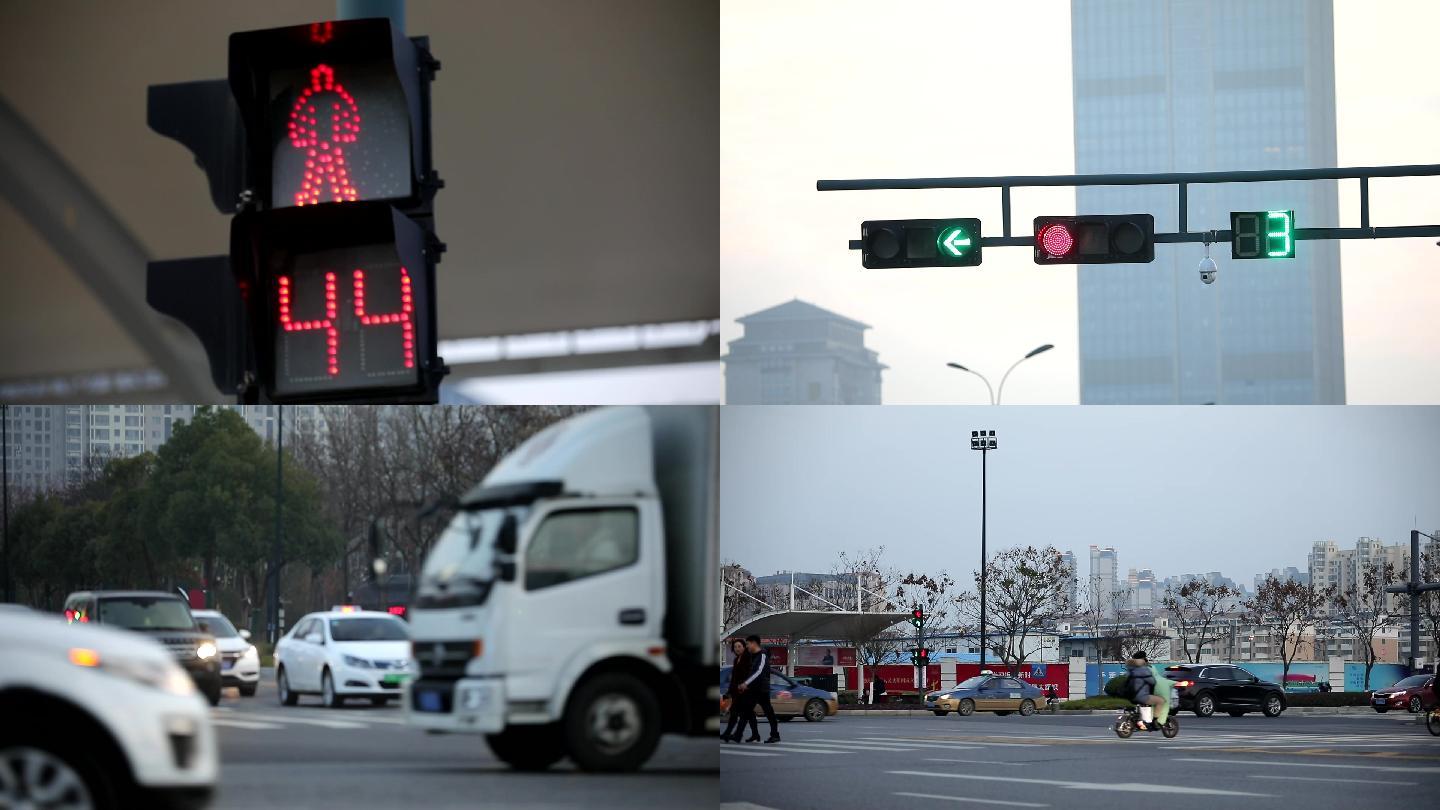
[192,609,261,697]
[274,608,415,708]
[0,608,217,809]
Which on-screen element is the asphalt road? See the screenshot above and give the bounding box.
[207,669,716,810]
[720,707,1440,810]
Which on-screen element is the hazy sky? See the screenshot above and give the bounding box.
[721,406,1440,585]
[721,0,1440,404]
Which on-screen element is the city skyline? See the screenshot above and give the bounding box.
[720,405,1440,588]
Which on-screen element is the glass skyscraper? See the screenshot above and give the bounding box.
[1071,0,1343,403]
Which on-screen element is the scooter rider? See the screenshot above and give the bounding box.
[1125,650,1167,730]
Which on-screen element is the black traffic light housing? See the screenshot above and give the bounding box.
[231,202,444,403]
[857,218,982,268]
[911,648,930,667]
[909,608,925,630]
[146,16,445,403]
[1033,214,1154,264]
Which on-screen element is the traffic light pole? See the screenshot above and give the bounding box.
[979,445,987,673]
[826,164,1440,248]
[268,405,283,645]
[1385,529,1440,674]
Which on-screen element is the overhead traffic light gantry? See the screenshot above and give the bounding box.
[858,218,982,268]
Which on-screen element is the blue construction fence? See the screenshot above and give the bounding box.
[1083,660,1407,696]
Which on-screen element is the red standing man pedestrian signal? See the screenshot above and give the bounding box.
[288,64,361,207]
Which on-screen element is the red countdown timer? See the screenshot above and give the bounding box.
[271,261,418,396]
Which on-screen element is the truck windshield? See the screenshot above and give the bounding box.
[98,597,196,631]
[415,507,526,609]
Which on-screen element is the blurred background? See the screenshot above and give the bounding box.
[0,0,719,405]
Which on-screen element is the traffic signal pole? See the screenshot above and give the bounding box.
[1385,530,1440,674]
[825,164,1440,249]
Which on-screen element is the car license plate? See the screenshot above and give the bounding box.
[221,659,234,670]
[382,673,411,685]
[417,689,444,712]
[1373,696,1385,704]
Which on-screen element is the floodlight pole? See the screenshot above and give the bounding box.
[970,431,995,672]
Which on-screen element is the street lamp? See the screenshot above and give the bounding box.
[970,429,996,671]
[946,344,1054,404]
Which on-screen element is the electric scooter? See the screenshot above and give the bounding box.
[1113,704,1179,739]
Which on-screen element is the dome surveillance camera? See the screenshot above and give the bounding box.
[1198,256,1218,285]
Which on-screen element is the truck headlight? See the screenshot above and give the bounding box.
[195,642,217,660]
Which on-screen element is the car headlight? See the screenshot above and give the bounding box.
[241,644,258,661]
[195,642,217,660]
[343,654,372,668]
[70,647,196,696]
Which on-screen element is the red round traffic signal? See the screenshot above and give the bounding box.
[1039,222,1075,258]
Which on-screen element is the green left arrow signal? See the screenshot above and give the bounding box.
[939,226,972,257]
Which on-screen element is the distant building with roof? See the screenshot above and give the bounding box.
[723,299,886,404]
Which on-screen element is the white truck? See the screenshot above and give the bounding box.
[403,406,719,771]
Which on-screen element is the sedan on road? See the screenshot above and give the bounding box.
[192,609,260,697]
[925,674,1045,717]
[275,609,415,708]
[1370,674,1437,713]
[1163,663,1285,717]
[720,667,838,722]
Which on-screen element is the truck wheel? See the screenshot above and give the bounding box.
[486,725,566,771]
[564,672,662,772]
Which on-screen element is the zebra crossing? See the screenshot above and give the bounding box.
[211,704,409,731]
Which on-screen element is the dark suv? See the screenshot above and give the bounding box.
[1163,664,1285,718]
[63,590,223,706]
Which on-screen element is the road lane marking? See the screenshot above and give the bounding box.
[885,771,1274,797]
[1174,757,1440,773]
[721,804,785,810]
[217,713,369,729]
[211,718,284,730]
[862,737,1044,748]
[1248,775,1416,785]
[893,792,1047,808]
[923,758,1029,766]
[764,741,922,752]
[753,745,851,755]
[719,749,781,758]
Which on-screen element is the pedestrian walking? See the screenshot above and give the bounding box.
[736,635,780,743]
[722,639,761,743]
[873,673,887,704]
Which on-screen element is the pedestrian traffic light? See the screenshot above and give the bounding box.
[858,218,982,268]
[1033,215,1154,264]
[229,18,438,210]
[1230,210,1295,259]
[146,17,445,403]
[910,608,925,630]
[911,648,930,667]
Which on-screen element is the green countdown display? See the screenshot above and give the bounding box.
[1231,210,1295,259]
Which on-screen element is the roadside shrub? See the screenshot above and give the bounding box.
[1103,674,1128,697]
[1283,692,1373,707]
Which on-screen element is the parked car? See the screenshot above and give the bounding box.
[63,591,223,706]
[1370,674,1437,713]
[1163,663,1285,717]
[925,674,1045,717]
[191,609,260,697]
[1,608,217,809]
[720,667,838,722]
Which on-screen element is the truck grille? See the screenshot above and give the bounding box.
[415,641,473,682]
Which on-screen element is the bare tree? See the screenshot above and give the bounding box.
[959,545,1075,677]
[721,561,776,632]
[1330,559,1398,690]
[1161,579,1240,663]
[1245,576,1327,688]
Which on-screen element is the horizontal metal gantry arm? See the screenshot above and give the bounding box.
[821,164,1440,245]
